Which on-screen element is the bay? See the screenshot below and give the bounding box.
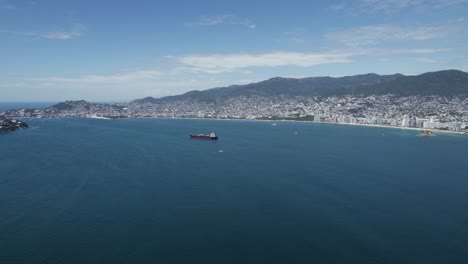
[1,118,467,263]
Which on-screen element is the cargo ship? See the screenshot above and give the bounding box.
[190,132,218,140]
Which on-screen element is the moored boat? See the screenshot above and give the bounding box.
[190,132,218,140]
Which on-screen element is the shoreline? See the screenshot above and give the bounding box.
[129,116,468,135]
[318,121,466,135]
[20,116,468,135]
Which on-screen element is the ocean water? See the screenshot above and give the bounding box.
[0,102,55,113]
[1,118,468,264]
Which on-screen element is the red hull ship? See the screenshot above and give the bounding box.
[190,132,218,140]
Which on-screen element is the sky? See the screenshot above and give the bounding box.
[1,0,467,102]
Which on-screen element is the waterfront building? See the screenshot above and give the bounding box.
[377,114,383,125]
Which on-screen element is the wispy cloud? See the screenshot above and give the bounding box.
[39,25,84,39]
[359,48,449,60]
[353,48,448,65]
[29,69,165,84]
[12,68,235,101]
[326,24,454,47]
[0,3,16,10]
[432,0,468,8]
[186,15,256,29]
[388,48,450,54]
[3,46,457,101]
[416,57,436,63]
[22,69,177,99]
[171,51,357,73]
[284,28,307,43]
[9,51,357,100]
[329,3,347,11]
[0,0,19,10]
[0,24,84,39]
[331,0,467,13]
[352,0,424,13]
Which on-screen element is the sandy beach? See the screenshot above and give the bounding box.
[122,116,467,136]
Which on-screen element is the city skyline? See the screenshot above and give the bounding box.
[1,0,468,101]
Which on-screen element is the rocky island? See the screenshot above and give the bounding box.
[0,116,28,134]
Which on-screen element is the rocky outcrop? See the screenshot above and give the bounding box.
[0,116,28,134]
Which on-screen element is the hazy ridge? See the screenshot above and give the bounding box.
[132,70,468,104]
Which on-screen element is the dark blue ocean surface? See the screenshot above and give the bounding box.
[1,118,467,263]
[0,102,54,112]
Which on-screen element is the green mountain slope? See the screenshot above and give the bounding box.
[132,70,468,103]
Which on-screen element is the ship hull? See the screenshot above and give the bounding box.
[190,135,218,140]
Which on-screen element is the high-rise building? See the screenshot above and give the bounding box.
[401,115,409,127]
[409,117,417,127]
[377,113,383,125]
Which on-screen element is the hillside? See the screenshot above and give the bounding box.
[131,70,468,104]
[335,70,468,96]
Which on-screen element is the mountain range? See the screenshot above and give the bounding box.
[132,70,468,104]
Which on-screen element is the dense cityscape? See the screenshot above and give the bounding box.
[3,95,468,133]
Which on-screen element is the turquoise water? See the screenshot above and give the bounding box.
[1,118,468,263]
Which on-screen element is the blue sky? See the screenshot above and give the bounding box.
[1,0,467,101]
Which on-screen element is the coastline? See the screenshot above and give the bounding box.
[318,121,466,135]
[123,116,468,136]
[19,115,467,135]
